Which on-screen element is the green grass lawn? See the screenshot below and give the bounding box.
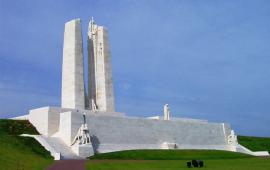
[0,119,53,170]
[89,149,252,160]
[87,139,270,170]
[87,158,270,170]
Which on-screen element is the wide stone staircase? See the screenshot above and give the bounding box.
[39,136,83,160]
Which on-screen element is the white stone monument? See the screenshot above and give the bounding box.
[87,18,115,112]
[23,17,269,160]
[61,19,85,110]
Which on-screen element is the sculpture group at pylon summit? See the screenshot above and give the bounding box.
[14,18,269,160]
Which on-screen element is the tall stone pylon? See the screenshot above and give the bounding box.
[88,18,115,112]
[61,19,85,110]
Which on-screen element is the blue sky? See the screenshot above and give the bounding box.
[0,0,270,136]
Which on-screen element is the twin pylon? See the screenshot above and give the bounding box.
[61,18,115,112]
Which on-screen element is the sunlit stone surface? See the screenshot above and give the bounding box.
[61,19,85,110]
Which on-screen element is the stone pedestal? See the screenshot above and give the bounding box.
[72,143,95,158]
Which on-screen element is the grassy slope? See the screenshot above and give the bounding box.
[89,135,270,160]
[87,136,270,170]
[87,150,270,170]
[238,135,270,152]
[90,149,252,160]
[87,158,270,170]
[0,119,53,170]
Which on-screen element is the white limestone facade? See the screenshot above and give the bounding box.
[28,107,269,159]
[88,18,115,112]
[29,107,69,136]
[61,19,85,110]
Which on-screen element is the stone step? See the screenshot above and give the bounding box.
[236,144,269,156]
[40,136,83,160]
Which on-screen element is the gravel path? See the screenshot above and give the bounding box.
[46,160,86,170]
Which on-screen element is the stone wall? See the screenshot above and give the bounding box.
[29,107,69,136]
[57,110,232,153]
[87,114,230,145]
[29,107,233,153]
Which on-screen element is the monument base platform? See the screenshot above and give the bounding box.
[16,106,267,159]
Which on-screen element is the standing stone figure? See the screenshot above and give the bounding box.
[91,99,98,112]
[164,104,170,120]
